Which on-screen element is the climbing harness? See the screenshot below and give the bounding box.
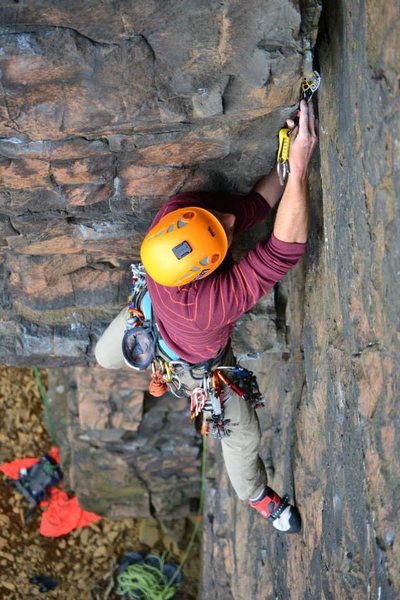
[123,263,266,439]
[276,70,321,186]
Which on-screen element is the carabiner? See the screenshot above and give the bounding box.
[163,360,172,382]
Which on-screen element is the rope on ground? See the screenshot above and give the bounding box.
[33,368,57,444]
[161,435,207,597]
[117,555,177,600]
[116,436,208,599]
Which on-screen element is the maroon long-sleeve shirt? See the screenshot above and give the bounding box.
[146,191,306,364]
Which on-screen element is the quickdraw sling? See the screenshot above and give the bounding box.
[122,263,265,439]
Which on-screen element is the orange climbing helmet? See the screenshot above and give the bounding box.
[140,206,228,286]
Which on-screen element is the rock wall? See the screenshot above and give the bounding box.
[47,367,202,518]
[0,0,316,517]
[202,0,400,598]
[1,0,399,598]
[0,0,307,367]
[0,0,316,520]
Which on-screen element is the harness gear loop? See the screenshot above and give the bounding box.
[127,307,144,321]
[122,263,266,438]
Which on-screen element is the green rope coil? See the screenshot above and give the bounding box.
[116,553,178,600]
[117,437,208,599]
[161,434,207,596]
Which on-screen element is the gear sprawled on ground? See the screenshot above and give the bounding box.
[0,366,198,599]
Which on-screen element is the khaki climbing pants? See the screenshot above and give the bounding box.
[95,307,268,501]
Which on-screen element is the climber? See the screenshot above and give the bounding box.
[95,98,318,534]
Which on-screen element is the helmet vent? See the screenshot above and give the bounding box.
[175,271,192,285]
[147,227,167,240]
[194,268,209,281]
[199,254,219,266]
[207,226,216,237]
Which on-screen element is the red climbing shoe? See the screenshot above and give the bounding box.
[248,486,301,534]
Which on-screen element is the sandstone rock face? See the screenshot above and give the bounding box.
[48,366,201,519]
[0,0,305,366]
[202,0,400,599]
[0,0,310,519]
[1,1,399,598]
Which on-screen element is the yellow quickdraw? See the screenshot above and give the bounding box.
[277,127,291,164]
[276,127,291,186]
[163,360,172,382]
[276,70,321,186]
